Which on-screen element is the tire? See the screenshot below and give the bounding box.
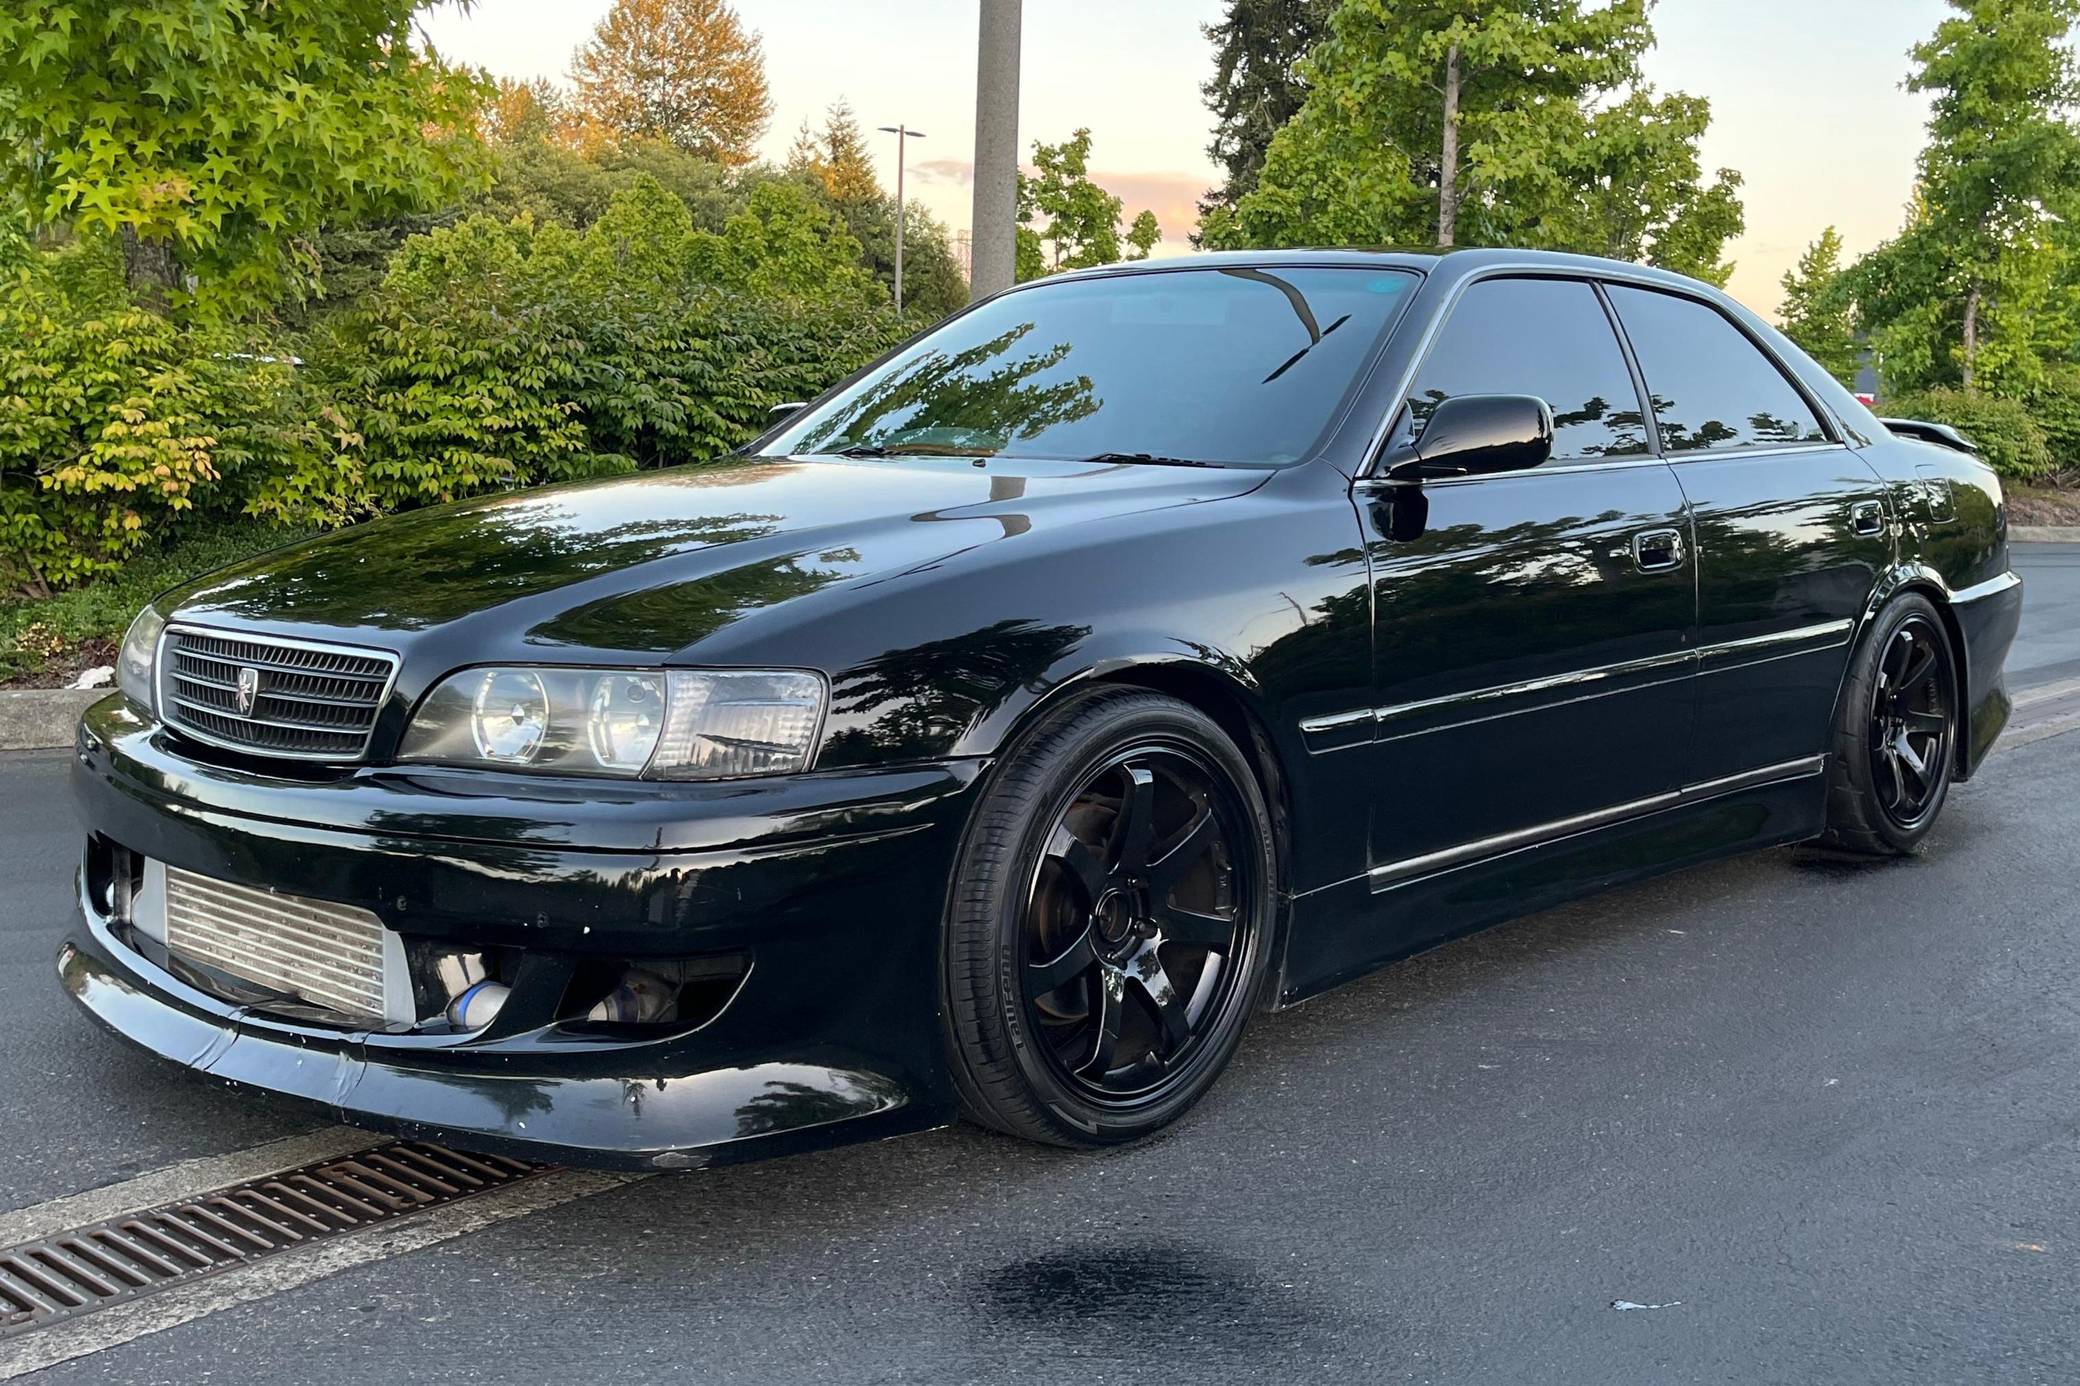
[941,688,1277,1147]
[1818,593,1960,856]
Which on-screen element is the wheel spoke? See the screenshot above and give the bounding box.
[1873,744,1905,810]
[1896,733,1929,790]
[1904,707,1948,734]
[1110,766,1157,875]
[1126,944,1193,1055]
[1146,804,1219,893]
[1047,824,1109,906]
[1154,901,1235,951]
[1075,967,1127,1078]
[1896,642,1938,696]
[1027,924,1098,995]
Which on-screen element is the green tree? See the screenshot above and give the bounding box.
[1206,0,1741,281]
[1854,0,2080,394]
[0,0,489,315]
[1198,0,1334,236]
[1779,227,1861,388]
[1016,130,1161,278]
[782,101,967,317]
[571,0,772,163]
[691,181,884,305]
[786,100,881,205]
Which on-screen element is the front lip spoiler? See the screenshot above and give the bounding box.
[59,921,942,1172]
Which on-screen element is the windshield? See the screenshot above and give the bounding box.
[762,265,1418,466]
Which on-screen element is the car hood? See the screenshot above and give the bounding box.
[163,454,1270,663]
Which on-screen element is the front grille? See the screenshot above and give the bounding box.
[160,626,397,761]
[162,867,397,1023]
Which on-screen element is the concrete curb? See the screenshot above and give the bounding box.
[0,688,103,751]
[2013,525,2080,542]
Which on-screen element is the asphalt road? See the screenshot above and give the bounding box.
[3,550,2079,1384]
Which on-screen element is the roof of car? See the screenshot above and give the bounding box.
[1040,246,1722,297]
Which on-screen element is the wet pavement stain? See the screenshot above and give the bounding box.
[975,1241,1315,1355]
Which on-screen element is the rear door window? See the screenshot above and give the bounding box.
[1402,277,1651,464]
[1604,285,1829,454]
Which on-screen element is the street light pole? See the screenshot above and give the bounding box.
[878,124,925,315]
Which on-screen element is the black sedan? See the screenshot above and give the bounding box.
[63,249,2022,1168]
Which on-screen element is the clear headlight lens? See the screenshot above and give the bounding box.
[117,607,166,713]
[400,667,824,779]
[471,669,551,763]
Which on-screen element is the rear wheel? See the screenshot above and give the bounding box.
[1820,594,1958,855]
[942,690,1276,1146]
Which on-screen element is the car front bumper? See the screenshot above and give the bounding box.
[61,696,985,1170]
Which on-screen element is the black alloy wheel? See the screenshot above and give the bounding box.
[1867,614,1954,832]
[1821,593,1959,855]
[1023,746,1249,1101]
[943,690,1276,1146]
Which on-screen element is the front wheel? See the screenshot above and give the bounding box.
[942,690,1277,1147]
[1820,593,1959,855]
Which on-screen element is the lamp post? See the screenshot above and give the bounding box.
[878,123,926,314]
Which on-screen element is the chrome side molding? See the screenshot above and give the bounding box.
[1301,620,1855,749]
[1368,754,1827,890]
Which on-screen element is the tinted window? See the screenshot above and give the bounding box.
[1605,285,1828,454]
[1403,277,1649,463]
[765,267,1418,466]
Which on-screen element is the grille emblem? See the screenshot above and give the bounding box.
[234,665,261,717]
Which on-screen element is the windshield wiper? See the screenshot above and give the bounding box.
[1074,451,1221,468]
[818,443,996,459]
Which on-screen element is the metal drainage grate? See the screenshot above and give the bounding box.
[0,1141,549,1339]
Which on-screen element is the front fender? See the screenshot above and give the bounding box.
[952,635,1268,759]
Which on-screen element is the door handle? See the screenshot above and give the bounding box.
[1850,500,1885,536]
[1631,527,1686,573]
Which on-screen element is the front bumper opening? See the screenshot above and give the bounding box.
[86,836,751,1043]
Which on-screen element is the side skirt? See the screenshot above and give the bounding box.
[1276,765,1829,1006]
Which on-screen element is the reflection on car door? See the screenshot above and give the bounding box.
[1354,276,1696,903]
[1602,284,1891,786]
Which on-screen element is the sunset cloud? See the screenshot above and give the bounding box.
[912,159,1208,245]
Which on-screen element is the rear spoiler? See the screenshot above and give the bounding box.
[1880,417,1980,457]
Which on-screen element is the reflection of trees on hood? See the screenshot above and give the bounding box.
[793,323,1100,454]
[190,498,781,630]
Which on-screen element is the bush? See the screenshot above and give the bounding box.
[2026,366,2080,476]
[309,179,910,512]
[0,241,318,596]
[1879,387,2054,479]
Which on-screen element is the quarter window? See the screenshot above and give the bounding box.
[1605,285,1828,454]
[1403,277,1651,464]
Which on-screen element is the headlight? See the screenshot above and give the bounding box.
[117,607,166,713]
[400,667,825,779]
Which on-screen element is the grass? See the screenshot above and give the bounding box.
[1,521,321,687]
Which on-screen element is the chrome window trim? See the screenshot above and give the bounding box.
[156,623,403,764]
[1368,754,1828,890]
[1360,263,1845,478]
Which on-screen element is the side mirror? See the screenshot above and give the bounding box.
[767,401,808,424]
[1386,394,1553,480]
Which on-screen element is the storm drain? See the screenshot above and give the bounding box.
[0,1141,550,1339]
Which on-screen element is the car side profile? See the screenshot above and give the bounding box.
[64,248,2021,1167]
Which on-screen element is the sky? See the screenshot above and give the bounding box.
[419,0,1955,319]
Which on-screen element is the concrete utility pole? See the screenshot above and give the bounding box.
[878,124,926,314]
[969,0,1021,301]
